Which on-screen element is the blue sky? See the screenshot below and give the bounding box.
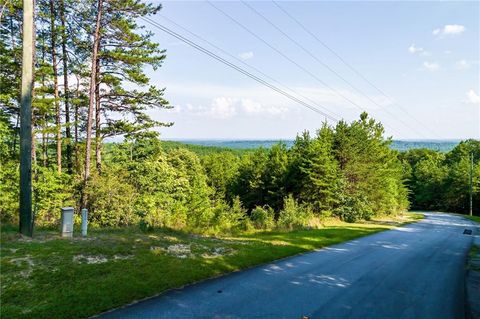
[144,1,479,140]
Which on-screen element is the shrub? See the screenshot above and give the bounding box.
[277,195,312,230]
[85,169,137,227]
[0,161,18,223]
[250,205,275,230]
[334,193,373,223]
[211,197,250,233]
[33,166,75,227]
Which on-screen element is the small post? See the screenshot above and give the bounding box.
[61,207,74,238]
[81,208,88,237]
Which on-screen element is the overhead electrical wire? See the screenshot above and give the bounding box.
[272,0,440,138]
[140,16,340,123]
[158,14,341,122]
[240,0,427,138]
[206,0,404,136]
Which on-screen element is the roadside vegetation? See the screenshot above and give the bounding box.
[1,213,422,319]
[400,140,480,214]
[0,0,478,318]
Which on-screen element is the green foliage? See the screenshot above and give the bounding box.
[334,192,373,223]
[0,161,18,223]
[1,113,430,233]
[201,151,240,200]
[277,195,312,230]
[333,113,408,216]
[288,125,340,214]
[85,168,137,227]
[250,206,275,230]
[211,197,251,234]
[401,139,479,214]
[33,166,74,226]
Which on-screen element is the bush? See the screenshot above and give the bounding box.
[250,206,275,230]
[211,197,250,233]
[334,193,373,223]
[0,161,18,223]
[33,166,75,227]
[277,195,312,230]
[85,169,137,227]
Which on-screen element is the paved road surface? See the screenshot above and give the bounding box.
[98,212,474,319]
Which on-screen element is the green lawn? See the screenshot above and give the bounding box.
[0,213,422,319]
[465,215,480,224]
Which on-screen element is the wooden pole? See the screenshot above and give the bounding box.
[19,0,35,236]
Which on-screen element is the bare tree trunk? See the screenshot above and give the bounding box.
[95,58,102,174]
[83,0,103,206]
[32,115,36,167]
[59,0,72,173]
[42,124,47,167]
[50,0,61,174]
[19,0,35,237]
[74,74,79,170]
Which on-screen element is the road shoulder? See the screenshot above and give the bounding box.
[466,217,480,319]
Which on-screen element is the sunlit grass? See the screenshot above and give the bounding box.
[0,213,422,319]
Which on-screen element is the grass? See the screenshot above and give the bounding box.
[464,214,480,272]
[0,212,423,319]
[464,215,480,224]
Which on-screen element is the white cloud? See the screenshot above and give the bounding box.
[422,61,440,71]
[162,82,394,119]
[408,44,430,56]
[465,89,480,105]
[408,44,423,54]
[433,24,466,37]
[241,98,288,116]
[238,51,254,60]
[209,97,237,119]
[444,24,466,35]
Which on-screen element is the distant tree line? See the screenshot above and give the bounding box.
[400,139,480,214]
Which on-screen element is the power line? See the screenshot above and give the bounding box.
[206,1,403,137]
[272,0,440,138]
[158,14,341,122]
[140,16,339,123]
[241,0,428,138]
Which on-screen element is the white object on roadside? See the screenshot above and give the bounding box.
[81,208,88,237]
[61,207,74,238]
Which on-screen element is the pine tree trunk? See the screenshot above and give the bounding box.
[74,75,79,170]
[42,125,47,167]
[31,115,36,167]
[50,0,61,174]
[95,58,102,174]
[59,0,72,174]
[83,0,103,205]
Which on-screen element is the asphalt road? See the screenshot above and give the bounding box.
[98,212,475,319]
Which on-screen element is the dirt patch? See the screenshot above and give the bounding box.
[202,247,234,258]
[10,255,35,277]
[167,244,191,258]
[113,254,133,261]
[73,254,108,264]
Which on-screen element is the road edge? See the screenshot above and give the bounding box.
[465,217,480,319]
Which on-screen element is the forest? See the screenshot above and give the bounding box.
[1,0,479,235]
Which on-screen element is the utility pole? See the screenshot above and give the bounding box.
[470,152,473,216]
[19,0,35,236]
